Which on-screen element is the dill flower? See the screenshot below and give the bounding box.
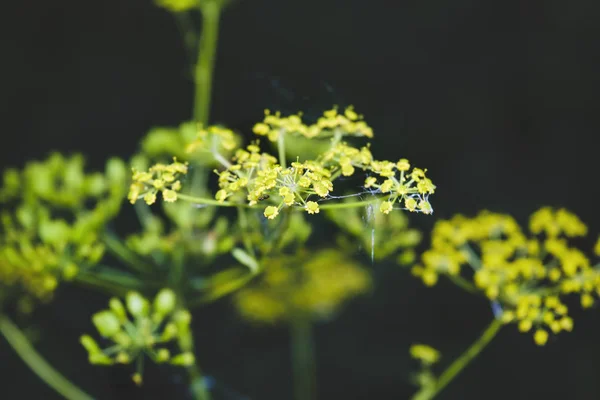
[80,289,195,385]
[412,207,600,346]
[128,159,188,205]
[253,106,373,142]
[234,249,371,324]
[137,106,436,219]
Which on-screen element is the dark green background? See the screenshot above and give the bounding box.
[1,0,599,399]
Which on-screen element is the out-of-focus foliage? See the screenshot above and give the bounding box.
[0,153,126,306]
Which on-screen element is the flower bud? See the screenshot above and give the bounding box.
[92,311,121,338]
[126,292,149,318]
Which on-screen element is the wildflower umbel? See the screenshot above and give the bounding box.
[234,249,371,324]
[80,289,195,385]
[128,159,188,205]
[252,106,373,141]
[206,106,435,218]
[412,207,600,346]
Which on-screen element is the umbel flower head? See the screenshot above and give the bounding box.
[203,106,435,218]
[130,106,436,220]
[0,153,127,303]
[252,106,373,141]
[234,249,372,324]
[128,159,188,205]
[412,207,599,345]
[80,289,195,385]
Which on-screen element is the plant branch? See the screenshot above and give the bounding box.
[0,315,93,400]
[194,1,222,125]
[412,318,503,400]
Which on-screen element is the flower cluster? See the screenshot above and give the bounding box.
[0,153,126,303]
[80,289,195,385]
[412,207,600,345]
[214,142,339,218]
[234,249,371,324]
[128,159,188,205]
[208,107,435,218]
[364,159,435,214]
[252,106,373,141]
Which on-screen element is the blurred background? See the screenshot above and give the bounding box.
[1,0,600,399]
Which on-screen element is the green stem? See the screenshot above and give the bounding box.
[447,274,479,295]
[177,193,386,211]
[187,364,211,400]
[194,1,222,125]
[177,193,243,208]
[102,232,155,274]
[75,267,148,296]
[291,315,316,400]
[187,273,256,307]
[237,206,256,257]
[278,132,287,169]
[414,318,503,400]
[0,315,93,400]
[317,198,381,210]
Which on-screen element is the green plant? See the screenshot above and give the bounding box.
[1,1,597,400]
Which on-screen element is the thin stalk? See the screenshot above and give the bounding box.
[177,193,387,211]
[177,193,243,208]
[101,232,155,274]
[278,132,287,169]
[237,206,256,257]
[187,364,211,400]
[291,315,316,400]
[74,266,149,296]
[187,273,256,308]
[413,318,503,400]
[0,315,93,400]
[194,1,222,125]
[446,274,479,295]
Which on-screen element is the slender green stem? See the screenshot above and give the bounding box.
[194,1,222,125]
[101,232,155,274]
[177,193,386,211]
[278,133,287,169]
[177,193,243,208]
[447,274,479,295]
[461,243,482,270]
[413,318,503,400]
[317,197,381,210]
[75,266,148,296]
[291,315,316,400]
[134,201,155,230]
[187,363,211,400]
[187,273,256,307]
[237,206,257,257]
[0,315,93,400]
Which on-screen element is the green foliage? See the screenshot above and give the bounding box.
[0,2,598,400]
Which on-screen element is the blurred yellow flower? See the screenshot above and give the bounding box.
[234,249,371,324]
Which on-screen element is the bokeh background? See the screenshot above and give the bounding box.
[1,0,599,399]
